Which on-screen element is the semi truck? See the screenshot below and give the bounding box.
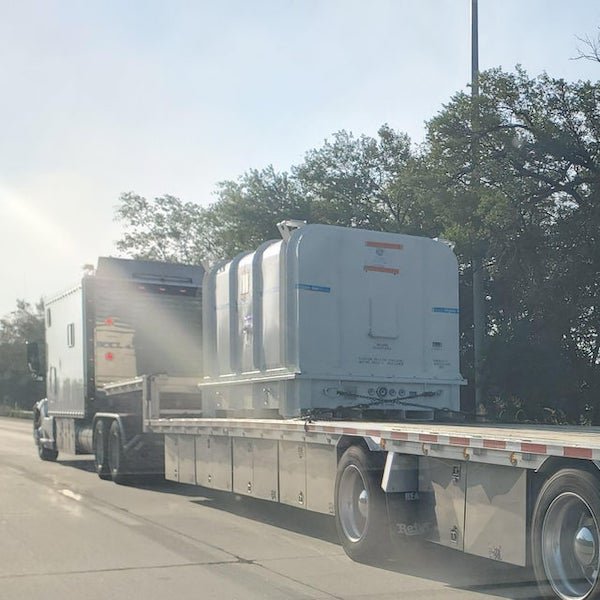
[29,221,600,600]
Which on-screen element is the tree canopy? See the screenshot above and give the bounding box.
[110,67,600,423]
[0,300,45,410]
[425,68,600,421]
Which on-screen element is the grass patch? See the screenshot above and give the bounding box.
[0,405,33,419]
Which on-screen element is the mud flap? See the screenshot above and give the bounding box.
[124,433,165,476]
[386,491,433,548]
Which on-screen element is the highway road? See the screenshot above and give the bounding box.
[0,417,540,600]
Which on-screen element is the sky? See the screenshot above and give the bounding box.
[1,0,599,317]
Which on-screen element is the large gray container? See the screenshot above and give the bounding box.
[200,224,465,419]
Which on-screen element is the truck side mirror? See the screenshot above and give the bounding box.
[26,341,44,380]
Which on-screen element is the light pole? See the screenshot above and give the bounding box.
[471,0,486,419]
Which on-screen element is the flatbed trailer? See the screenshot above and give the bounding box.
[32,224,600,600]
[94,372,600,600]
[151,417,600,468]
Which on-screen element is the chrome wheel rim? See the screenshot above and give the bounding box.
[109,429,119,472]
[542,492,600,600]
[338,465,369,543]
[95,425,104,468]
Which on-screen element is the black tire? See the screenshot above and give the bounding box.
[107,420,129,484]
[532,468,600,600]
[334,445,389,562]
[38,443,58,462]
[94,420,111,480]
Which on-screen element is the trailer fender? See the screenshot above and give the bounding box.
[93,413,148,453]
[534,455,599,478]
[93,413,127,443]
[336,435,384,462]
[363,436,384,452]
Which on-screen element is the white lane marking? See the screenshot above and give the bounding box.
[60,489,82,502]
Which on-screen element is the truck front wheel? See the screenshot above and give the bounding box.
[335,445,389,562]
[532,468,600,600]
[108,421,129,484]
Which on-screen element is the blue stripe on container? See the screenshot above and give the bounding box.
[296,283,331,293]
[432,307,459,314]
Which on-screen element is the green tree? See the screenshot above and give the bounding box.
[294,125,434,233]
[425,68,600,422]
[208,166,312,259]
[115,192,212,265]
[0,300,45,410]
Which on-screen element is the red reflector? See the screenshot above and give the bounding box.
[365,241,404,250]
[521,442,547,454]
[564,447,593,459]
[364,265,400,275]
[105,317,114,326]
[105,352,114,361]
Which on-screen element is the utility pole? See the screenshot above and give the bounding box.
[471,0,486,419]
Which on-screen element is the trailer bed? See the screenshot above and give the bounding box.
[147,416,600,468]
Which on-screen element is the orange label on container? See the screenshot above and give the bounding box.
[365,241,403,250]
[364,265,399,275]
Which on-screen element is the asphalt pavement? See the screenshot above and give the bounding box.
[0,417,541,600]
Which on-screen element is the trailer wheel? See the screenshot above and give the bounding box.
[532,468,600,600]
[94,420,111,480]
[335,445,388,562]
[38,443,58,462]
[108,420,129,484]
